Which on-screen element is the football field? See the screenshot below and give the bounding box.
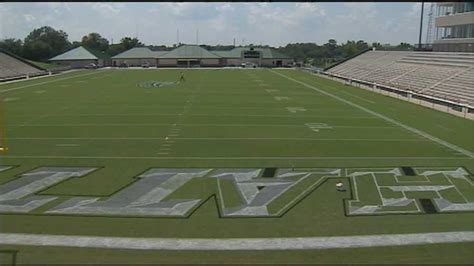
[0,68,473,263]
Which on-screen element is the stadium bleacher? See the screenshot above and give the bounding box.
[0,49,46,81]
[326,50,474,106]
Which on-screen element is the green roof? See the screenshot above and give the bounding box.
[84,47,111,60]
[112,47,167,59]
[159,45,220,59]
[212,50,240,58]
[109,45,293,61]
[49,46,98,61]
[214,47,292,59]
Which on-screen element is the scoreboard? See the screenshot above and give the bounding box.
[243,50,261,59]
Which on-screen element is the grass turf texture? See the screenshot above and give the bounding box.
[0,69,473,263]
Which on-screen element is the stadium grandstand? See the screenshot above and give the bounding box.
[0,48,47,81]
[322,49,474,117]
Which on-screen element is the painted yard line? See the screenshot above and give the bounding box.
[0,71,105,93]
[1,231,473,251]
[7,137,427,142]
[272,70,474,158]
[47,105,358,112]
[6,113,377,119]
[1,155,468,160]
[7,123,397,129]
[55,144,80,147]
[337,89,376,104]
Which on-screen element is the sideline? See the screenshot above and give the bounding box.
[0,231,473,250]
[270,70,474,158]
[0,71,105,93]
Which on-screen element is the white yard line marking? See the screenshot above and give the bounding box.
[274,96,290,101]
[1,156,468,160]
[7,123,398,128]
[0,71,104,93]
[271,70,474,158]
[55,144,79,147]
[3,97,19,102]
[337,90,376,104]
[286,107,307,113]
[7,137,428,142]
[6,113,377,119]
[1,232,473,251]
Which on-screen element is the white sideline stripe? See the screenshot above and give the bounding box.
[7,123,397,129]
[0,232,473,251]
[271,70,474,158]
[0,71,104,93]
[1,155,468,160]
[337,89,376,104]
[8,137,427,142]
[5,113,377,119]
[55,144,79,147]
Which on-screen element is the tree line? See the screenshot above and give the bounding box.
[0,26,145,61]
[0,26,415,66]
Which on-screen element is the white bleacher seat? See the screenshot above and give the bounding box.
[326,50,474,106]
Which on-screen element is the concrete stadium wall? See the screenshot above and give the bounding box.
[225,58,242,66]
[158,59,178,66]
[433,41,474,52]
[260,59,294,67]
[113,58,156,67]
[200,59,221,66]
[51,60,97,68]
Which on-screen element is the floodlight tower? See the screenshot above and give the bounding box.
[418,2,425,49]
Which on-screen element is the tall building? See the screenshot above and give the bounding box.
[433,2,474,52]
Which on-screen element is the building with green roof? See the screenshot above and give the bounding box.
[111,47,168,67]
[213,46,293,67]
[157,45,222,67]
[49,46,111,68]
[110,44,294,68]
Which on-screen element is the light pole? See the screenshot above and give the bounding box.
[418,2,425,49]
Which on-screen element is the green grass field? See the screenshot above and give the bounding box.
[0,68,473,263]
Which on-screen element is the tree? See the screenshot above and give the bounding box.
[0,38,23,56]
[371,42,383,49]
[22,26,70,61]
[396,42,413,49]
[355,40,368,51]
[107,43,127,56]
[323,39,338,58]
[120,37,144,50]
[81,33,109,52]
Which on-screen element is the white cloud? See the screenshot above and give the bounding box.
[1,2,428,46]
[91,3,124,15]
[23,14,36,23]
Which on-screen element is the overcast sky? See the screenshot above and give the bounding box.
[0,2,430,47]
